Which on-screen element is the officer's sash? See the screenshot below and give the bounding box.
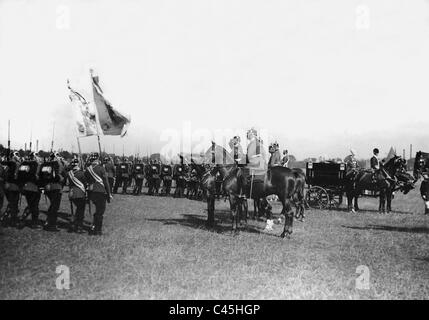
[88,166,104,187]
[68,170,86,194]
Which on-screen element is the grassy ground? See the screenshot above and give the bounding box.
[0,187,428,300]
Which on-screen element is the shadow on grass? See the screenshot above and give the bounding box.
[342,224,429,234]
[317,205,412,215]
[147,212,280,237]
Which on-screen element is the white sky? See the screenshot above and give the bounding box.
[0,0,428,160]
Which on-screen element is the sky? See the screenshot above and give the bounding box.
[0,0,428,160]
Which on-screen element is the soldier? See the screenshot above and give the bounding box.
[39,152,65,231]
[268,142,282,168]
[120,159,131,194]
[228,136,245,165]
[370,148,380,171]
[0,157,5,214]
[161,162,173,196]
[148,160,161,195]
[344,149,359,179]
[16,152,42,229]
[0,151,21,227]
[66,158,87,233]
[281,150,290,167]
[103,156,116,194]
[246,128,266,169]
[85,152,112,235]
[132,160,145,195]
[173,160,186,198]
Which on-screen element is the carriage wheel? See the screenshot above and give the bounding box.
[306,186,330,210]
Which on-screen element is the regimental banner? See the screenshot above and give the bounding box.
[91,72,131,137]
[68,80,97,137]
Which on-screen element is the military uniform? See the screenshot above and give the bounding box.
[344,154,359,179]
[85,157,111,235]
[1,158,21,226]
[132,162,145,195]
[67,161,87,232]
[160,164,173,196]
[147,162,161,195]
[370,155,380,170]
[173,164,186,198]
[104,159,116,194]
[268,146,282,168]
[0,162,5,215]
[114,162,131,194]
[39,158,65,231]
[17,158,41,228]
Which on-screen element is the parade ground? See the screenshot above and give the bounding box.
[1,187,428,300]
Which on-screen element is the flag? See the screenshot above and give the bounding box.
[68,80,97,137]
[91,72,131,137]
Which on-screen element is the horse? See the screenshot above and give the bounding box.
[345,156,415,214]
[222,165,305,238]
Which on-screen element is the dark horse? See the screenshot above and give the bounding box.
[345,156,415,213]
[220,166,305,238]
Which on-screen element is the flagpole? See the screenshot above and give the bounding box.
[50,122,55,153]
[76,136,83,169]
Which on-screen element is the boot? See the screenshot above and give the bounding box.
[43,219,59,232]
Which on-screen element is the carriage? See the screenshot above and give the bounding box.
[305,161,380,209]
[305,161,347,209]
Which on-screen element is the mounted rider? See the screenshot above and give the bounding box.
[268,142,282,168]
[371,148,395,184]
[228,136,245,165]
[281,149,290,167]
[344,148,359,179]
[246,127,266,170]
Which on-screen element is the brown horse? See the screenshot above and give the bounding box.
[345,156,414,213]
[222,166,305,238]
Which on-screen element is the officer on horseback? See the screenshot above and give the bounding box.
[371,148,395,184]
[229,136,245,165]
[268,142,282,168]
[344,148,359,179]
[246,127,267,170]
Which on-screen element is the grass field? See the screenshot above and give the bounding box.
[0,186,428,300]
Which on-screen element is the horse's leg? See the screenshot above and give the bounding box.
[354,195,359,212]
[346,190,354,213]
[386,189,392,213]
[280,198,293,238]
[206,193,215,228]
[229,196,238,233]
[379,190,385,214]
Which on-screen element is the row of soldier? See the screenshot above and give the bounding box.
[0,151,111,235]
[103,156,210,198]
[0,151,217,235]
